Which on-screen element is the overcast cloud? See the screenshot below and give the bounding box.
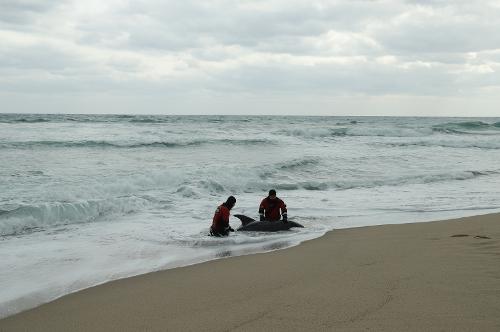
[1,0,499,115]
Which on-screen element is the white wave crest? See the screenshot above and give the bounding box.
[0,197,152,236]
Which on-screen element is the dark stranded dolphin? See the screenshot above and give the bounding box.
[234,214,304,232]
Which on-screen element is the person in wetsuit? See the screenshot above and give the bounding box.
[210,196,236,236]
[259,189,287,222]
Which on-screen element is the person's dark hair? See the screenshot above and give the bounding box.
[268,189,276,197]
[226,196,236,205]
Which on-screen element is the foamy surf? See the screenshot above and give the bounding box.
[1,114,500,318]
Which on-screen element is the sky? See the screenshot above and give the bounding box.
[1,0,500,116]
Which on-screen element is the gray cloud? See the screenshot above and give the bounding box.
[0,0,61,15]
[0,0,66,25]
[0,0,499,115]
[374,3,500,54]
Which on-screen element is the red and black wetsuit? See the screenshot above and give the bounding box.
[259,197,287,221]
[210,203,231,236]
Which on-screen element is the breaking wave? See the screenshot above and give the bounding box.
[381,140,500,150]
[183,164,499,195]
[265,170,498,192]
[0,139,274,149]
[277,157,321,170]
[0,114,271,124]
[0,196,152,236]
[433,121,500,134]
[330,170,497,190]
[279,120,500,139]
[280,127,349,138]
[280,126,431,138]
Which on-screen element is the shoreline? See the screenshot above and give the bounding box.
[2,212,500,331]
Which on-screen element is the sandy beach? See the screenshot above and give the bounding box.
[1,213,500,331]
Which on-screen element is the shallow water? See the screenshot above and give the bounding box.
[1,114,500,317]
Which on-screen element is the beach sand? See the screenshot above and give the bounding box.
[1,213,500,331]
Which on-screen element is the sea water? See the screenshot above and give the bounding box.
[1,114,500,317]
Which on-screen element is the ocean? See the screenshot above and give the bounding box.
[1,114,500,318]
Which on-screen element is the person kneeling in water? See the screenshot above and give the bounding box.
[259,189,287,222]
[210,196,236,237]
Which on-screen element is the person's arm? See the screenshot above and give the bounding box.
[280,200,288,222]
[222,207,234,231]
[259,199,266,221]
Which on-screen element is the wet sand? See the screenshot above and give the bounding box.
[1,213,500,331]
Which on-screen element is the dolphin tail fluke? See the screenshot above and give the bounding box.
[233,214,256,226]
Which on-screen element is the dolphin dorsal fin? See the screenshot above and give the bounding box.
[233,214,256,226]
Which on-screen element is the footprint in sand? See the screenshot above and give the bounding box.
[450,234,492,239]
